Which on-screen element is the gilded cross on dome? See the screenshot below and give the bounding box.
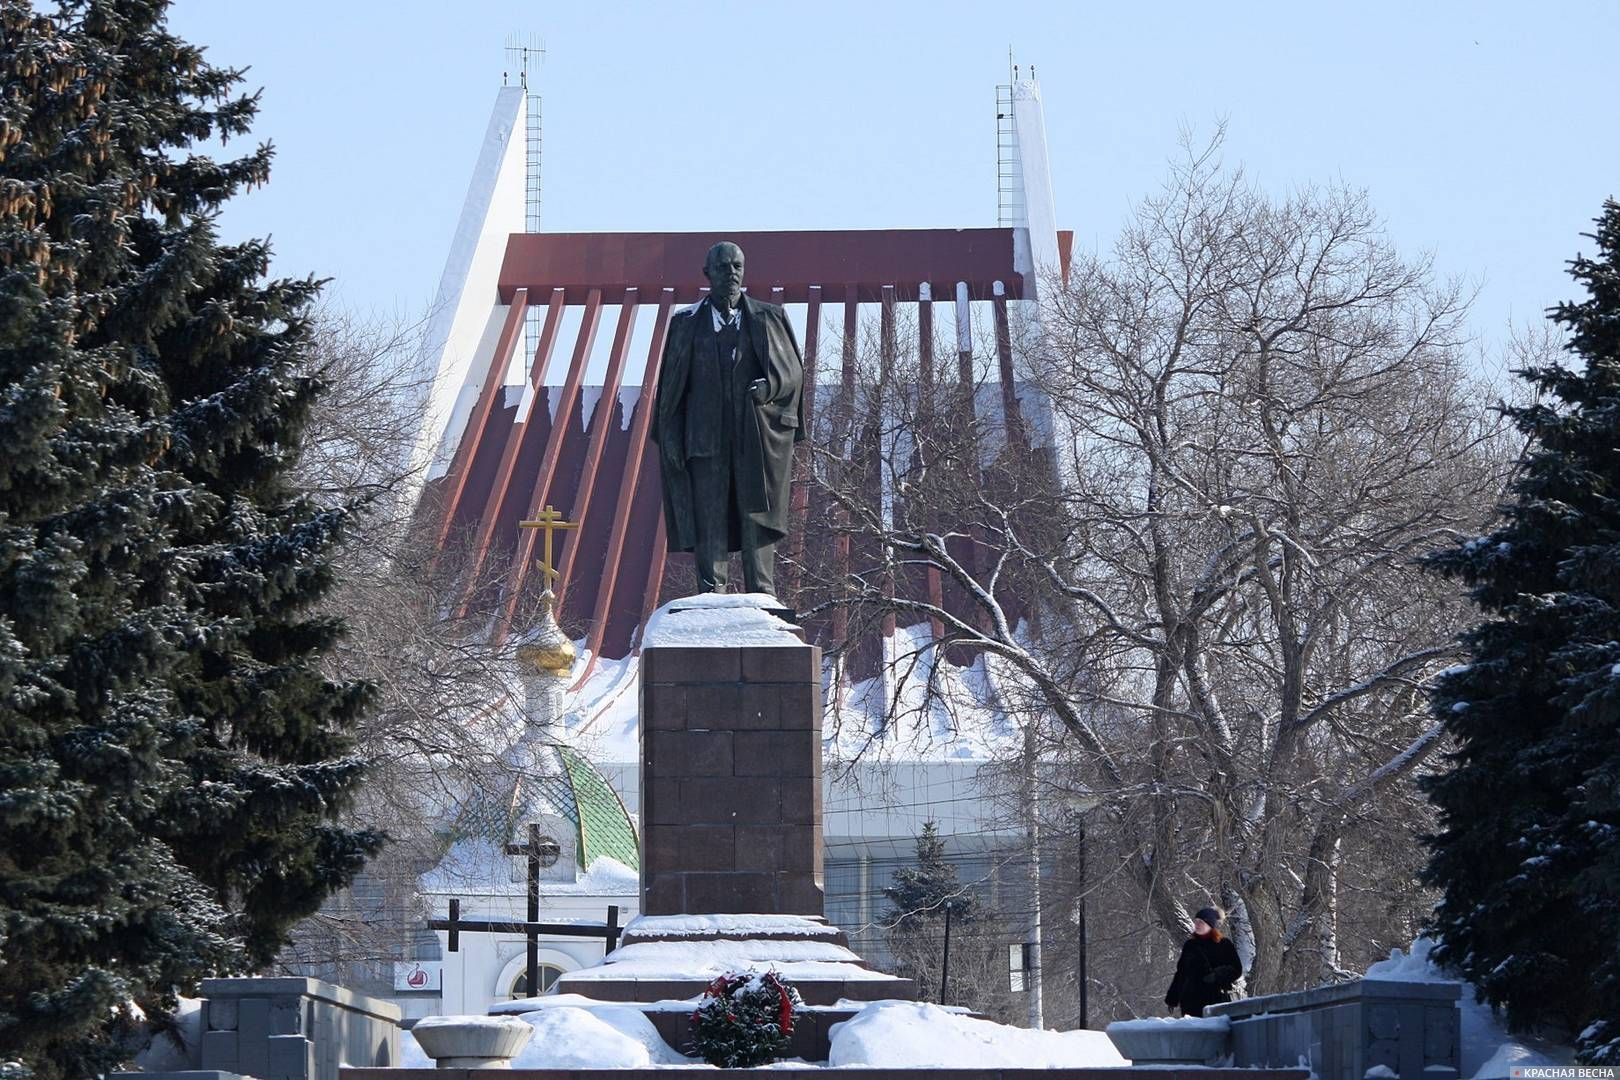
[517,505,579,588]
[515,506,579,679]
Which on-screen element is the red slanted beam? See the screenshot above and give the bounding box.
[455,287,567,619]
[992,289,1028,453]
[916,285,943,640]
[555,290,640,611]
[498,229,1026,305]
[497,287,604,641]
[780,285,822,601]
[433,288,528,558]
[636,513,668,652]
[831,297,859,649]
[575,289,674,688]
[878,284,897,642]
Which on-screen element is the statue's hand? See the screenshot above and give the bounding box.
[748,378,769,404]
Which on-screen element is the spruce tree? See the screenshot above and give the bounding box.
[1422,199,1620,1065]
[884,821,976,1002]
[0,3,380,1074]
[885,820,976,923]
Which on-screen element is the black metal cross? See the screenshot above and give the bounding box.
[429,822,622,1000]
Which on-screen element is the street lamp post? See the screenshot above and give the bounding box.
[1062,792,1101,1030]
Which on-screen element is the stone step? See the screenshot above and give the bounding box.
[615,919,848,952]
[619,926,851,949]
[550,973,918,1007]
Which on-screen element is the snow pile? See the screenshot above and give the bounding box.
[405,1007,688,1068]
[509,1006,687,1068]
[827,1000,1128,1068]
[1365,937,1574,1078]
[644,593,803,649]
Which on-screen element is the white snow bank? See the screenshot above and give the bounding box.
[645,593,802,648]
[407,1007,688,1068]
[828,1000,1128,1069]
[624,913,839,939]
[1365,938,1573,1078]
[509,1005,689,1068]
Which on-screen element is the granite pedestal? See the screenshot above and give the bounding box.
[639,634,823,916]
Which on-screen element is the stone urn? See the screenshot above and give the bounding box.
[1105,1017,1231,1066]
[411,1015,534,1069]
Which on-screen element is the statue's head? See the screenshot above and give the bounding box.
[704,241,745,309]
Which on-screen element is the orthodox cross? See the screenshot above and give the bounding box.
[518,505,579,589]
[428,822,621,1001]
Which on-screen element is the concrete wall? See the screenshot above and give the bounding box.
[1208,978,1462,1080]
[197,977,400,1080]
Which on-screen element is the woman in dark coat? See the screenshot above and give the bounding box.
[1164,905,1243,1017]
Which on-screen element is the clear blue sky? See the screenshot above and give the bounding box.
[166,0,1619,354]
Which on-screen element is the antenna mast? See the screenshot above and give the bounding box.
[505,34,546,366]
[504,34,545,235]
[995,48,1024,228]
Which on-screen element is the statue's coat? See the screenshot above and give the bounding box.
[651,293,807,554]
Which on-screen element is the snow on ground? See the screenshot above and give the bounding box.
[828,1000,1128,1069]
[1365,937,1574,1078]
[404,1007,686,1068]
[508,1005,692,1068]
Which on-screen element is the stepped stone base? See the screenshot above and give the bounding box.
[551,971,918,1007]
[531,913,916,1060]
[345,1069,1310,1079]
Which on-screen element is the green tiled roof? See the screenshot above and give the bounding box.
[444,740,639,875]
[560,745,641,873]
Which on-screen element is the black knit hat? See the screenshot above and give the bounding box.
[1194,906,1223,928]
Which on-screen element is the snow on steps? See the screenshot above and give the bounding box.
[549,927,917,1006]
[617,912,849,948]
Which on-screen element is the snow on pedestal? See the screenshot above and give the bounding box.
[643,592,802,649]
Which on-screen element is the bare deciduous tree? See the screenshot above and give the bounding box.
[802,135,1518,1009]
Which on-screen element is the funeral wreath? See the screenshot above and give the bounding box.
[688,969,804,1067]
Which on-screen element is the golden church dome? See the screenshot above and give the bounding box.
[515,591,575,677]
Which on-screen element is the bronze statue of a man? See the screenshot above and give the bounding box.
[651,241,806,596]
